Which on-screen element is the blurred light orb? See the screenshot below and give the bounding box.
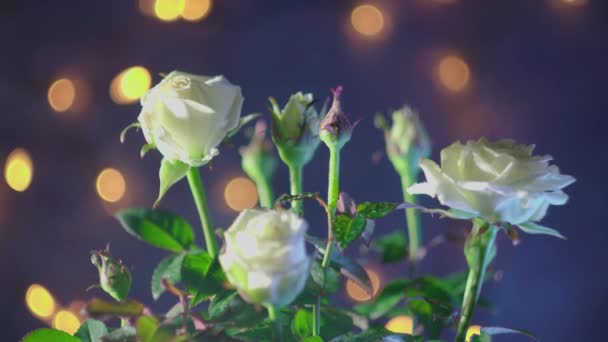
[385,315,414,334]
[155,0,185,22]
[110,66,152,105]
[466,325,482,342]
[52,310,81,334]
[438,55,470,92]
[48,78,76,112]
[181,0,212,21]
[351,4,385,37]
[346,268,381,302]
[224,177,258,211]
[25,284,56,319]
[5,148,33,192]
[96,168,126,203]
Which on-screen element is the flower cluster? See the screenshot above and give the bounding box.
[23,71,575,342]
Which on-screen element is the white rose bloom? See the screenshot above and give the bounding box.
[408,138,575,230]
[138,71,243,166]
[219,209,311,307]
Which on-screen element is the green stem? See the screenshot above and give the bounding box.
[400,170,421,267]
[287,163,303,216]
[253,174,274,208]
[315,145,342,336]
[326,145,341,216]
[455,224,498,342]
[186,168,219,258]
[267,305,283,341]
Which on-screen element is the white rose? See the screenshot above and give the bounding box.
[408,138,575,229]
[138,71,243,166]
[219,208,311,307]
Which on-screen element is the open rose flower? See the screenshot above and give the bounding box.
[219,208,311,307]
[138,71,243,166]
[408,138,575,237]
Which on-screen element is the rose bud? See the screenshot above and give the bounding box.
[137,71,244,167]
[219,208,311,308]
[376,106,431,176]
[90,246,132,302]
[269,91,323,168]
[408,138,575,237]
[239,120,278,207]
[319,86,352,150]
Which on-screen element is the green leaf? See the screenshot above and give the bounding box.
[101,327,137,342]
[303,337,324,342]
[482,326,538,340]
[306,235,372,294]
[292,309,314,338]
[208,290,263,329]
[408,299,452,339]
[353,279,410,319]
[151,253,185,300]
[330,327,421,342]
[356,202,398,219]
[310,260,339,294]
[181,252,226,306]
[75,319,108,342]
[86,298,144,318]
[372,231,407,263]
[115,208,194,252]
[21,329,80,342]
[136,316,159,342]
[517,222,566,239]
[333,213,367,249]
[154,158,189,208]
[471,331,492,342]
[320,306,353,340]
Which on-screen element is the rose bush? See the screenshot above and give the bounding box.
[409,138,575,230]
[138,71,243,166]
[219,208,311,308]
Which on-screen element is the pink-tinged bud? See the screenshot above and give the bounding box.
[320,86,352,149]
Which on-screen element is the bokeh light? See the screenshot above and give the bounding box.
[25,284,56,319]
[437,55,470,92]
[96,168,126,203]
[5,148,33,192]
[48,78,76,112]
[466,325,481,342]
[181,0,212,21]
[109,66,152,105]
[385,315,414,334]
[155,0,185,22]
[346,267,381,302]
[224,177,258,211]
[350,4,385,37]
[560,0,587,5]
[52,310,80,334]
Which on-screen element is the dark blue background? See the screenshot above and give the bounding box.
[1,0,606,340]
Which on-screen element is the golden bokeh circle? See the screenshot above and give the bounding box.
[4,148,33,192]
[96,168,126,203]
[385,315,414,334]
[48,78,76,112]
[438,55,470,92]
[25,284,56,319]
[351,4,385,37]
[345,268,381,302]
[224,177,258,211]
[52,310,81,334]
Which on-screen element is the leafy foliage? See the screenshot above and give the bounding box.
[22,329,80,342]
[115,208,194,252]
[151,253,185,300]
[373,230,408,263]
[181,252,226,305]
[75,319,108,342]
